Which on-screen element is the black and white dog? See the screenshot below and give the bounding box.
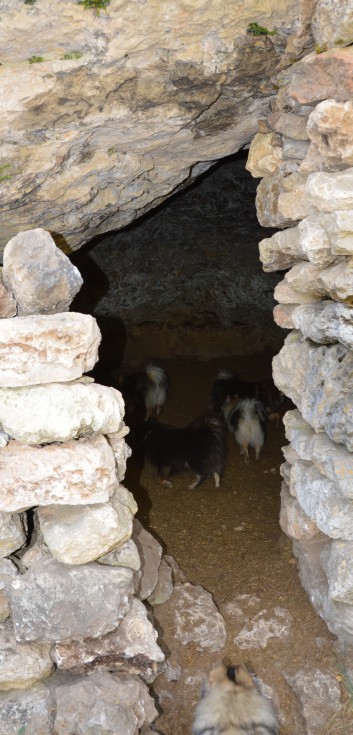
[118,363,170,421]
[210,369,283,425]
[142,414,227,489]
[223,397,267,463]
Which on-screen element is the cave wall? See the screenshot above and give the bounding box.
[0,0,314,251]
[247,43,353,651]
[72,152,284,361]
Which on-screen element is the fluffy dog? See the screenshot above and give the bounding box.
[142,415,226,489]
[192,663,279,735]
[210,370,283,425]
[118,363,170,421]
[223,397,267,463]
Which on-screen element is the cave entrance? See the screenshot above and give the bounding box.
[71,150,339,735]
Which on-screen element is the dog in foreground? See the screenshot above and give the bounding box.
[223,397,267,463]
[118,363,170,420]
[192,663,279,735]
[142,415,226,489]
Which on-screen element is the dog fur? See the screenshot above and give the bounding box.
[192,663,279,735]
[118,362,170,421]
[142,415,227,489]
[223,397,267,463]
[210,370,283,426]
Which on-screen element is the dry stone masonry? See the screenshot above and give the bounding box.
[0,228,228,734]
[247,43,353,652]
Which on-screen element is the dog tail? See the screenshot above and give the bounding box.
[145,363,169,388]
[216,368,238,381]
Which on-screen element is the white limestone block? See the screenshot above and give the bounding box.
[0,619,53,691]
[9,557,135,643]
[38,486,137,565]
[0,381,124,444]
[3,228,83,316]
[0,435,118,512]
[0,312,100,386]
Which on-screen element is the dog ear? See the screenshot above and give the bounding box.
[234,664,255,689]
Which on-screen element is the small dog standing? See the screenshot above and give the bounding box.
[192,663,279,735]
[142,414,226,489]
[223,397,267,463]
[118,363,170,421]
[210,370,283,426]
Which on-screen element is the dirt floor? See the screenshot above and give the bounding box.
[123,352,353,735]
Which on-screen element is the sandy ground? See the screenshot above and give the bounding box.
[123,353,353,735]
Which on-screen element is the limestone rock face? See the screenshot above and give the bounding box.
[292,300,353,348]
[38,486,137,565]
[9,558,134,643]
[162,581,226,652]
[0,560,18,622]
[277,48,353,109]
[245,132,282,178]
[321,541,353,605]
[306,100,353,169]
[0,313,100,387]
[0,683,53,735]
[284,409,353,499]
[273,334,353,451]
[0,619,53,691]
[259,225,303,272]
[280,482,320,541]
[53,671,157,735]
[133,519,162,601]
[0,435,118,512]
[3,229,83,316]
[0,283,16,318]
[52,598,165,682]
[305,167,353,213]
[97,538,141,571]
[312,0,353,50]
[0,381,124,445]
[0,0,313,251]
[147,558,174,606]
[0,511,27,558]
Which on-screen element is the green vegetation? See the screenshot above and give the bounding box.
[0,163,12,182]
[77,0,110,13]
[61,50,83,60]
[28,55,45,64]
[315,43,328,54]
[24,0,37,5]
[247,22,277,36]
[107,146,117,156]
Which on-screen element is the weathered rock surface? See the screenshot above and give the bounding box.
[0,511,27,558]
[133,519,162,601]
[292,300,353,347]
[321,541,353,605]
[234,606,292,649]
[288,459,353,540]
[38,486,137,565]
[0,682,54,735]
[53,598,165,682]
[306,100,353,169]
[274,262,326,304]
[280,482,320,540]
[3,229,83,315]
[284,666,342,735]
[312,0,353,51]
[0,283,16,318]
[9,558,134,643]
[277,48,353,109]
[0,0,311,251]
[256,162,303,228]
[273,333,353,451]
[305,167,353,213]
[0,619,53,691]
[97,537,141,571]
[259,225,303,272]
[0,435,117,512]
[245,132,282,178]
[0,313,100,386]
[273,303,296,328]
[284,409,353,499]
[268,111,310,140]
[53,671,157,735]
[298,214,338,266]
[0,561,17,622]
[0,381,124,444]
[294,537,353,645]
[147,558,174,606]
[156,582,226,652]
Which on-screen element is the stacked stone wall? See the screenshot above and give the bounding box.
[0,229,165,734]
[247,45,353,649]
